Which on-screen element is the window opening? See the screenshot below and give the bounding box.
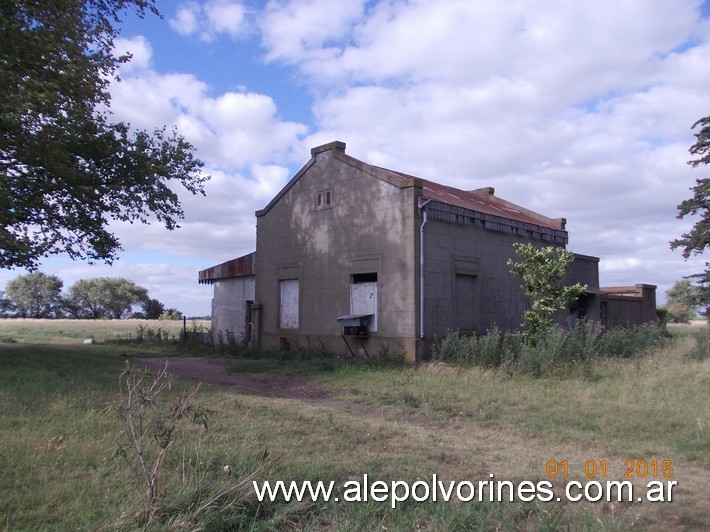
[352,272,377,283]
[315,188,333,210]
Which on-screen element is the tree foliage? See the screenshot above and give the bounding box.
[142,297,165,320]
[160,308,183,321]
[67,277,148,319]
[664,279,701,323]
[671,116,710,318]
[507,243,586,344]
[0,0,209,270]
[5,272,64,318]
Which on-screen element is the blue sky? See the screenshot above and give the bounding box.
[3,0,710,317]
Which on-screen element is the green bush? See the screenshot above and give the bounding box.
[431,327,503,367]
[432,322,667,376]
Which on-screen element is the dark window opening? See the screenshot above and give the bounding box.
[352,272,377,283]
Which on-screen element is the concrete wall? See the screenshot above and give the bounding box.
[211,276,255,343]
[255,144,420,360]
[423,217,534,338]
[422,220,602,344]
[601,285,658,327]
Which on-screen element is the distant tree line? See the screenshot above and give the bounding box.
[0,272,184,320]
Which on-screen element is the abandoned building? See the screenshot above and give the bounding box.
[198,141,657,362]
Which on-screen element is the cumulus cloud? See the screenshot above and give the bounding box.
[259,0,366,64]
[113,35,153,71]
[170,0,249,41]
[109,67,307,169]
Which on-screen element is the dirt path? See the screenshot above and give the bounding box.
[133,356,375,416]
[134,356,328,398]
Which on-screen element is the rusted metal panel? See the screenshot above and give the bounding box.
[198,252,255,284]
[427,201,569,245]
[373,165,565,231]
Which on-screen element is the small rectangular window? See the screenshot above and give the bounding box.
[315,188,333,210]
[352,272,377,283]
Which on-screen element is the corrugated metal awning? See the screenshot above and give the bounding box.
[198,252,255,284]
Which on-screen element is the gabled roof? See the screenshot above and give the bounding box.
[198,252,255,284]
[256,141,565,232]
[375,166,565,231]
[201,143,571,282]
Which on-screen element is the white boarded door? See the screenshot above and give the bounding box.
[279,279,299,329]
[351,273,377,332]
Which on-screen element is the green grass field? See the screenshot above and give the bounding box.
[0,319,708,530]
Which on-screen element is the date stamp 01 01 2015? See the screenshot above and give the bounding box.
[545,459,674,480]
[545,459,677,503]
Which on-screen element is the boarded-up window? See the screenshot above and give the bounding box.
[279,279,299,329]
[455,274,476,332]
[351,273,377,332]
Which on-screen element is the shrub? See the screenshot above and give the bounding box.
[431,328,503,367]
[114,363,273,527]
[115,363,209,524]
[665,302,693,323]
[431,322,667,375]
[431,330,473,364]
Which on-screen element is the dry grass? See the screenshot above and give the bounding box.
[0,318,210,344]
[0,320,708,530]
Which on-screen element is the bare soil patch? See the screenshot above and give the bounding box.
[133,356,375,417]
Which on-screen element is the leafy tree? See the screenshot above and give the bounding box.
[67,277,148,319]
[5,272,64,318]
[507,243,586,344]
[664,279,701,323]
[0,0,209,270]
[142,298,165,320]
[159,308,183,321]
[0,289,11,316]
[671,116,710,319]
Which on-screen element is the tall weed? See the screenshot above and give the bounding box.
[686,327,710,361]
[432,321,667,376]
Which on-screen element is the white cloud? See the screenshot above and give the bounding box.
[205,0,248,38]
[84,35,311,314]
[260,0,366,64]
[113,35,153,71]
[109,68,308,169]
[169,3,200,36]
[170,0,249,41]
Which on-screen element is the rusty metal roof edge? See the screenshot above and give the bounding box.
[198,252,255,284]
